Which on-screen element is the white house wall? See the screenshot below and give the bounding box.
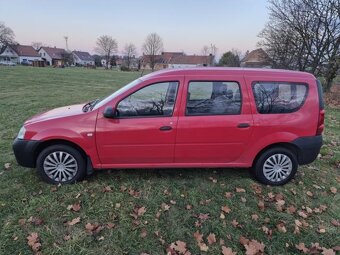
[38,48,53,65]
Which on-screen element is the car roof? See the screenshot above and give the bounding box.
[141,67,315,80]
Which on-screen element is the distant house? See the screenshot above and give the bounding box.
[0,44,41,64]
[72,51,94,66]
[240,48,272,68]
[141,52,214,70]
[38,46,67,66]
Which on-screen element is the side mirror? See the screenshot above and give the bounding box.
[103,106,116,118]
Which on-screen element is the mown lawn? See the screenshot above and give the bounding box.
[0,66,339,255]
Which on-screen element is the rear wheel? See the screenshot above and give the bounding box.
[37,144,86,184]
[253,147,298,185]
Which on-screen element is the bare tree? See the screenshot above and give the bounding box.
[142,33,163,71]
[258,0,340,91]
[201,44,218,65]
[95,35,118,69]
[31,42,43,50]
[201,45,209,56]
[123,43,137,69]
[0,22,15,53]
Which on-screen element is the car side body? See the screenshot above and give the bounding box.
[13,68,324,185]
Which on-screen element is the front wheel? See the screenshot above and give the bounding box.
[253,147,298,185]
[36,144,86,184]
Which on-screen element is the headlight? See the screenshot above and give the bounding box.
[17,126,26,139]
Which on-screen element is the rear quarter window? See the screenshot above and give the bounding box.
[252,82,308,114]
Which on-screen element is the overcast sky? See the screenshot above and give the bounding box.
[0,0,269,56]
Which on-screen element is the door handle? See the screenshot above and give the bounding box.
[159,126,172,131]
[237,123,250,128]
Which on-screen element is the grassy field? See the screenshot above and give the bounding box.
[0,66,339,255]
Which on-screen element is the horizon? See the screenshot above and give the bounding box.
[0,0,269,57]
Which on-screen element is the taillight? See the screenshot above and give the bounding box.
[316,109,325,135]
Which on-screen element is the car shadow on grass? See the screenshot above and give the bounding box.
[88,167,253,183]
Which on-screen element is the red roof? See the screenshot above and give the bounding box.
[11,44,40,57]
[41,46,67,59]
[141,52,213,66]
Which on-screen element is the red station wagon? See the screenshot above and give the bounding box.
[13,68,324,185]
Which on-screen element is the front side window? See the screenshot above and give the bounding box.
[186,81,241,115]
[252,82,308,114]
[117,81,179,117]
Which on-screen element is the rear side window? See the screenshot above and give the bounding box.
[186,81,241,115]
[252,82,308,114]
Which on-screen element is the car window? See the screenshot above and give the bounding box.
[117,81,179,118]
[186,81,241,115]
[252,82,308,114]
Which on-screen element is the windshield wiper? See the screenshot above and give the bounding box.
[82,99,99,112]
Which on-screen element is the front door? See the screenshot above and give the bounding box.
[175,76,253,163]
[96,79,182,165]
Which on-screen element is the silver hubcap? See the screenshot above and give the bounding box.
[43,151,78,182]
[263,153,292,182]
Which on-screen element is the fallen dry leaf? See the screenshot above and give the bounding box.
[251,214,259,222]
[161,203,170,211]
[221,205,231,214]
[236,187,246,193]
[277,222,287,233]
[321,248,336,255]
[169,240,189,254]
[330,187,337,194]
[103,186,112,192]
[207,233,216,245]
[331,219,340,227]
[225,192,233,198]
[222,246,237,255]
[27,232,41,252]
[4,163,11,170]
[258,200,265,211]
[66,217,81,226]
[295,243,309,253]
[244,239,265,255]
[298,210,308,218]
[306,191,313,197]
[67,203,81,212]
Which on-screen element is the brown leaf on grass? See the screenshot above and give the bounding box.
[199,199,212,205]
[131,206,147,219]
[274,193,284,201]
[161,203,170,211]
[276,222,287,233]
[50,186,58,192]
[106,222,115,229]
[251,214,259,222]
[169,240,189,254]
[120,185,127,192]
[286,205,297,214]
[27,232,41,252]
[4,163,11,170]
[241,197,247,203]
[18,218,26,225]
[330,187,337,194]
[250,183,262,194]
[221,205,231,214]
[186,204,192,210]
[231,219,239,227]
[170,200,176,205]
[321,248,336,255]
[63,235,71,241]
[66,217,81,226]
[306,191,313,197]
[295,243,309,253]
[198,242,209,252]
[239,236,250,246]
[67,203,81,212]
[243,239,265,255]
[262,225,272,237]
[207,233,216,245]
[103,186,112,192]
[298,210,308,218]
[236,187,246,193]
[225,192,233,198]
[128,188,141,198]
[318,225,326,233]
[258,200,265,211]
[28,216,44,226]
[222,246,236,255]
[140,228,148,238]
[331,219,340,227]
[85,222,104,235]
[193,231,203,243]
[198,213,210,222]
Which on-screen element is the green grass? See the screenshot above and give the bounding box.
[0,66,339,255]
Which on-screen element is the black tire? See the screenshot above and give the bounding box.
[253,147,298,186]
[36,144,86,184]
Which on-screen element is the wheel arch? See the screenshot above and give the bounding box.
[251,142,300,167]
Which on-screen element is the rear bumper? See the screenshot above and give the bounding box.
[12,138,41,168]
[292,135,323,165]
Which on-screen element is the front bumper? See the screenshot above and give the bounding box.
[292,135,323,165]
[12,138,41,168]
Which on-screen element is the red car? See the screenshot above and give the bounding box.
[13,68,324,185]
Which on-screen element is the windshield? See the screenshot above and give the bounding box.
[93,78,142,109]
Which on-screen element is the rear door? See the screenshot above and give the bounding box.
[174,75,253,163]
